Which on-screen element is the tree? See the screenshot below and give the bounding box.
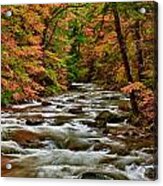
[1,1,157,123]
[112,3,139,115]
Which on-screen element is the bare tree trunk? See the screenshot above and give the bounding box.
[112,5,139,115]
[133,20,144,81]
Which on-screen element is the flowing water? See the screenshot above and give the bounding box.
[1,83,156,180]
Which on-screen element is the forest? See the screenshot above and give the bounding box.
[1,2,158,180]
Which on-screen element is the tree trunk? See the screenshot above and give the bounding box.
[133,20,144,81]
[112,5,139,115]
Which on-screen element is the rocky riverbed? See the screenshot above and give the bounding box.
[1,83,156,180]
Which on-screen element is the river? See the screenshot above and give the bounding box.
[1,83,155,180]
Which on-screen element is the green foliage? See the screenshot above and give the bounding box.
[76,34,86,44]
[1,1,156,110]
[45,84,61,96]
[66,54,79,81]
[1,90,13,106]
[77,67,89,82]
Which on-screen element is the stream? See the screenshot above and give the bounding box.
[1,83,155,180]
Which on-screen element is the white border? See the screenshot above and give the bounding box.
[0,0,162,186]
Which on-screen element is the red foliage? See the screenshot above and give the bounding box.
[121,82,146,94]
[122,82,155,124]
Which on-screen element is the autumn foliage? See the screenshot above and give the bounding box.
[1,2,157,126]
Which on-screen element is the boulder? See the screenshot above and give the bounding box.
[95,111,128,128]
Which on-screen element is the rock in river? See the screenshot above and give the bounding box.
[80,171,129,180]
[95,111,128,128]
[41,101,53,106]
[26,118,44,126]
[68,106,83,114]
